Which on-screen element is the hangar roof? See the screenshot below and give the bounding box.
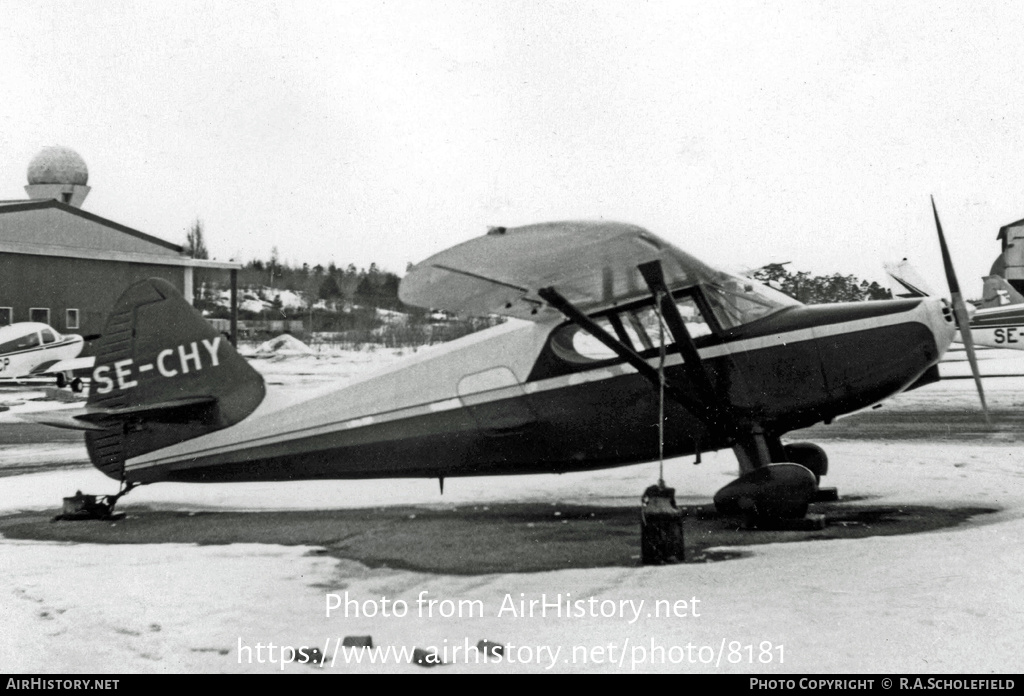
[0,199,239,270]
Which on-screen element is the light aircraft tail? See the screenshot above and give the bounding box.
[83,279,266,481]
[980,275,1024,308]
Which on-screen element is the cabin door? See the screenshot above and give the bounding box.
[457,367,536,432]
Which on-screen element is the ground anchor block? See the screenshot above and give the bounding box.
[640,484,685,564]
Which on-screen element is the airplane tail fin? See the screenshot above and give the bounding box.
[883,259,937,299]
[980,275,1024,308]
[84,279,265,481]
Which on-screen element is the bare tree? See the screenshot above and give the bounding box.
[185,219,209,259]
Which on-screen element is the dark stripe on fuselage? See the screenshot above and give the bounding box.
[717,299,924,341]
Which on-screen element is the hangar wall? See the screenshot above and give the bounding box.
[0,254,186,337]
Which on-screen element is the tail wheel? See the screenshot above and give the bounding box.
[782,442,828,483]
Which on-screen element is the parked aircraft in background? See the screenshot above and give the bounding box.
[886,259,1024,350]
[980,274,1024,308]
[991,216,1024,296]
[33,205,984,525]
[0,322,94,391]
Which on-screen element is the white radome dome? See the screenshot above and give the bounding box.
[27,146,89,186]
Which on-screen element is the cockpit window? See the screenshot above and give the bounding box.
[0,332,40,353]
[550,292,717,364]
[552,318,619,362]
[541,277,799,375]
[41,329,57,344]
[702,273,800,330]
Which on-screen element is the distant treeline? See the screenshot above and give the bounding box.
[240,257,402,311]
[751,263,893,303]
[191,254,507,343]
[195,258,411,330]
[189,247,892,345]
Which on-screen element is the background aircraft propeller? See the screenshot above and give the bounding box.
[931,196,991,424]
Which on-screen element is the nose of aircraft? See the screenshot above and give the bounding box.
[923,296,958,360]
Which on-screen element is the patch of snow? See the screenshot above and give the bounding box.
[254,334,315,356]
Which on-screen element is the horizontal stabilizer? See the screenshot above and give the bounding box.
[75,396,217,423]
[17,409,108,431]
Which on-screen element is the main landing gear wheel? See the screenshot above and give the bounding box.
[55,373,67,388]
[782,442,828,483]
[713,463,818,522]
[70,378,84,393]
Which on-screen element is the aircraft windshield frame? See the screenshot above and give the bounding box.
[550,275,799,366]
[699,271,801,331]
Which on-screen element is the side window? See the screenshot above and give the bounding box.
[674,295,713,338]
[549,291,716,367]
[627,307,671,349]
[0,332,40,353]
[41,329,57,344]
[66,309,80,330]
[0,308,11,326]
[29,308,50,325]
[622,311,653,350]
[550,318,620,363]
[620,298,712,349]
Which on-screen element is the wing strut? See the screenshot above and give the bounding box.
[537,285,724,433]
[637,260,728,424]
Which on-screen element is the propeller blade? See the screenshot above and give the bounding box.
[931,196,990,424]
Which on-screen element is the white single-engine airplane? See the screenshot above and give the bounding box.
[886,258,1024,350]
[37,205,985,523]
[0,322,93,391]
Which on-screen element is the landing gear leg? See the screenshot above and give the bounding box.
[713,428,826,526]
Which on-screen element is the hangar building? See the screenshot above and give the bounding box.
[0,146,239,342]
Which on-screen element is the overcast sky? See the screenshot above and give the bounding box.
[3,0,1024,293]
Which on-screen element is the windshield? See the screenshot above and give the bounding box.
[702,272,801,330]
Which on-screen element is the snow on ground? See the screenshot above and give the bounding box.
[3,442,1022,674]
[1,348,1022,673]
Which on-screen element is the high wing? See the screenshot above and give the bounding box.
[399,221,726,320]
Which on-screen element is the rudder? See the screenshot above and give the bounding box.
[85,279,265,481]
[981,275,1024,308]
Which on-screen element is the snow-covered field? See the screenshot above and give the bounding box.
[1,345,1022,674]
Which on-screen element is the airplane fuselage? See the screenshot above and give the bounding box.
[958,303,1024,350]
[0,323,84,380]
[115,296,954,484]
